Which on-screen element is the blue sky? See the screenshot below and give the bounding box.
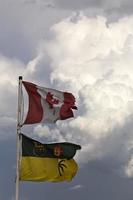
[1,0,133,199]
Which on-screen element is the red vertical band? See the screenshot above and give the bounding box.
[60,92,77,120]
[22,81,43,124]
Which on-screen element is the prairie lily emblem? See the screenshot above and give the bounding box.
[58,160,67,176]
[54,145,63,157]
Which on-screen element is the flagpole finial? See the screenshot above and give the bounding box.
[19,76,23,80]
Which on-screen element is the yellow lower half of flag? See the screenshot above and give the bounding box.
[19,157,78,182]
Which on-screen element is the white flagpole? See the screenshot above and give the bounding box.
[15,76,23,200]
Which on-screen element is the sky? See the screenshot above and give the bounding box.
[1,0,133,199]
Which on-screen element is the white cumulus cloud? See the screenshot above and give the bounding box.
[29,13,133,177]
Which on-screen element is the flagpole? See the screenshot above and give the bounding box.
[15,76,23,200]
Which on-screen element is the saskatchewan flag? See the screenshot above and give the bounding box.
[19,134,81,182]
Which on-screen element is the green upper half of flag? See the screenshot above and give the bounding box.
[21,134,81,159]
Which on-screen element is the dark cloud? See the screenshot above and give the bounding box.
[22,0,55,9]
[1,153,132,200]
[54,0,133,21]
[54,0,104,9]
[21,0,133,21]
[23,0,37,4]
[0,137,16,200]
[0,30,33,63]
[0,0,72,63]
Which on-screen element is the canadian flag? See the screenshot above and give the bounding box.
[22,81,77,124]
